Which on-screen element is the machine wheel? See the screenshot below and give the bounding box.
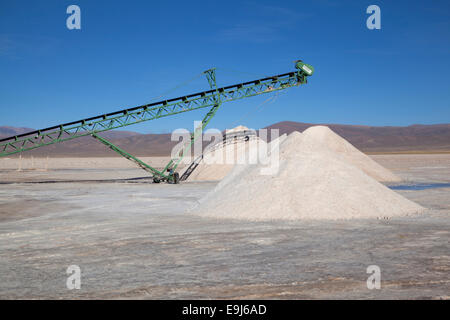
[172,172,180,184]
[153,177,161,183]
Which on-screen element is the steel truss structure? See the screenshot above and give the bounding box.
[0,61,313,183]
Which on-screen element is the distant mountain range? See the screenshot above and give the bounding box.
[0,126,35,137]
[0,127,176,157]
[1,122,450,157]
[264,121,450,153]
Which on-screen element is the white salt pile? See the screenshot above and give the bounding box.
[191,128,424,221]
[226,125,250,134]
[302,126,401,182]
[186,125,264,181]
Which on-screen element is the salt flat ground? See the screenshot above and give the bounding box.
[0,155,449,299]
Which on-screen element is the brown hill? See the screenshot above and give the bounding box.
[0,133,176,158]
[264,122,450,153]
[0,126,35,137]
[1,122,450,157]
[0,127,159,157]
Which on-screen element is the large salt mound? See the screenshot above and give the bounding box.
[302,126,401,182]
[192,131,423,221]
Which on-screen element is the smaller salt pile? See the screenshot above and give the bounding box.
[192,128,423,220]
[186,125,264,181]
[302,126,401,182]
[214,133,287,192]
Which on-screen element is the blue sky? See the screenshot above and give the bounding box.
[0,0,449,133]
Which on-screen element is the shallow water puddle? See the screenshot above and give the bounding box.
[389,183,450,190]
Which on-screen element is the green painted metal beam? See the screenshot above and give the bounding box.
[91,133,168,179]
[162,68,222,178]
